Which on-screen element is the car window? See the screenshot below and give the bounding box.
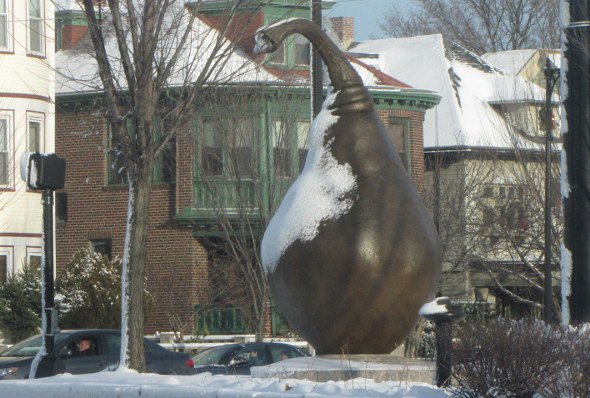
[269,345,303,362]
[193,345,241,366]
[103,334,152,355]
[105,334,121,355]
[71,336,100,356]
[1,334,69,357]
[236,345,269,366]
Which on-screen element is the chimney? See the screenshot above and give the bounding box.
[329,17,355,50]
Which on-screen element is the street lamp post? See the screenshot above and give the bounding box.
[543,59,560,324]
[20,152,66,377]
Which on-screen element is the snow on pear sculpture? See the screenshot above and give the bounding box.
[256,19,441,354]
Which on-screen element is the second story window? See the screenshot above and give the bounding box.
[28,0,44,55]
[200,117,256,178]
[271,119,310,178]
[294,35,310,66]
[0,0,8,50]
[0,117,8,185]
[28,119,41,152]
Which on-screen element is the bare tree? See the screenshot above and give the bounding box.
[71,0,261,371]
[380,0,560,54]
[193,88,309,341]
[426,105,563,321]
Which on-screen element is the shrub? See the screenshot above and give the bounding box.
[56,249,122,329]
[0,262,42,342]
[553,325,590,397]
[451,319,567,398]
[56,248,151,329]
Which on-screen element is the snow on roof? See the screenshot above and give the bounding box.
[56,13,411,96]
[350,34,550,149]
[483,49,562,74]
[482,49,539,76]
[55,0,80,11]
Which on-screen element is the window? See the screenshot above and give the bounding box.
[0,0,9,50]
[387,118,410,171]
[152,136,176,183]
[28,119,41,152]
[294,35,310,66]
[272,121,292,177]
[228,118,255,177]
[271,119,310,177]
[268,42,286,65]
[200,117,255,178]
[56,192,67,223]
[0,253,7,283]
[28,0,44,54]
[201,118,223,176]
[0,116,9,185]
[91,239,112,260]
[28,254,41,274]
[266,32,308,68]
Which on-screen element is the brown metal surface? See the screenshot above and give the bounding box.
[257,19,442,354]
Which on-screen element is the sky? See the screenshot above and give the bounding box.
[328,0,413,41]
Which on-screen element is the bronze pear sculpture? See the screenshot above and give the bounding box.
[257,19,441,355]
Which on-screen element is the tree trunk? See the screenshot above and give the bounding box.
[120,158,152,372]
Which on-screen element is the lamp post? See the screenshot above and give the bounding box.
[420,297,466,387]
[20,153,66,377]
[543,59,560,324]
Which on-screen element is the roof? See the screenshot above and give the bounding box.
[481,49,539,75]
[482,49,561,75]
[56,10,415,97]
[350,34,553,149]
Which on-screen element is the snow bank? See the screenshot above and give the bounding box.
[261,91,358,274]
[0,370,449,398]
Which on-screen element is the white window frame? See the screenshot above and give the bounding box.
[26,247,42,274]
[27,0,44,55]
[0,112,12,188]
[0,247,13,282]
[0,0,11,52]
[27,113,44,153]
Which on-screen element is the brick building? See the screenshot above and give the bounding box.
[55,0,440,335]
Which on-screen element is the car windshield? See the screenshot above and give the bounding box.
[193,345,240,366]
[0,334,70,357]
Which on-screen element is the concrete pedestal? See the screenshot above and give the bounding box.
[251,355,435,384]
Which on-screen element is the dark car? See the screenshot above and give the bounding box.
[193,342,309,375]
[0,329,195,379]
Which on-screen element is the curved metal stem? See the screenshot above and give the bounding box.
[255,19,362,92]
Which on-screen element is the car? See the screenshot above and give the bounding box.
[0,329,195,379]
[192,342,310,375]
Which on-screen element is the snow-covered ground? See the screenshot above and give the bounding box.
[0,357,448,398]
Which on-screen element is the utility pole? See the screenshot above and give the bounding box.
[563,0,590,324]
[543,59,559,324]
[311,0,323,117]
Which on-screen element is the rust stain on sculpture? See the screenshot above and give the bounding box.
[257,19,442,355]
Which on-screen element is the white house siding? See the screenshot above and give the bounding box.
[0,0,55,280]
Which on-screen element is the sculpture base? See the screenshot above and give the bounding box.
[250,355,434,384]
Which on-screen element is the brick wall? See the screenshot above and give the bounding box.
[55,108,209,334]
[60,25,89,50]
